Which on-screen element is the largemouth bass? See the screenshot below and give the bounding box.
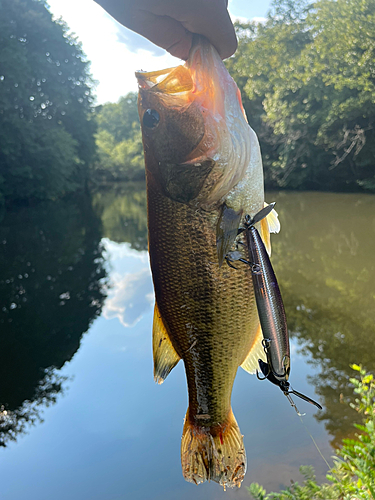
[136,37,276,489]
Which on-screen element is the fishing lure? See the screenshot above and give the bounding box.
[227,204,322,415]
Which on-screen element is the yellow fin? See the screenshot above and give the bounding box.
[260,202,280,256]
[264,202,280,234]
[181,408,246,489]
[153,303,180,384]
[240,324,267,374]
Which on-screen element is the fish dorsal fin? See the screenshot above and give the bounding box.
[240,324,266,374]
[259,202,280,256]
[153,302,180,384]
[216,204,243,267]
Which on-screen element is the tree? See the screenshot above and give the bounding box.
[227,0,375,192]
[92,93,145,182]
[0,0,96,203]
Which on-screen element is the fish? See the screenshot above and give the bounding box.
[135,36,278,489]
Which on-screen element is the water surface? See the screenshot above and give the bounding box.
[0,188,374,499]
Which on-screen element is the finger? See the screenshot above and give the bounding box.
[187,9,237,59]
[95,0,236,59]
[128,10,193,60]
[145,0,237,59]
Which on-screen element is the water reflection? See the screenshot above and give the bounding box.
[102,240,153,327]
[1,185,374,484]
[270,191,375,446]
[0,197,107,446]
[95,186,375,447]
[92,182,147,251]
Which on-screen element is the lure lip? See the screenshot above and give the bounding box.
[246,202,276,227]
[257,359,323,412]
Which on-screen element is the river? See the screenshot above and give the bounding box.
[0,186,374,499]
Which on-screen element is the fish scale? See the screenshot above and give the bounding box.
[147,174,259,426]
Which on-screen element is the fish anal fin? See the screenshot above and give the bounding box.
[181,408,246,489]
[153,302,180,384]
[240,324,267,374]
[216,204,243,267]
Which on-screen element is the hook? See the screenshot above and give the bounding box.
[256,359,270,380]
[284,392,306,417]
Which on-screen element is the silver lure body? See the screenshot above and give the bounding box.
[235,206,322,413]
[245,224,290,381]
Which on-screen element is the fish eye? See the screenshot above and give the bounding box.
[143,109,160,129]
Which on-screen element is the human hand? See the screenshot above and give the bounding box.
[94,0,237,60]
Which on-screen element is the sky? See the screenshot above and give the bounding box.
[47,0,272,105]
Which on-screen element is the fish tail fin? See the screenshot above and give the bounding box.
[181,408,246,489]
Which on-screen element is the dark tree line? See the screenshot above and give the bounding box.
[226,0,375,192]
[1,0,374,203]
[0,0,96,204]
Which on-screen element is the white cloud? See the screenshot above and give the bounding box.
[103,268,154,327]
[252,17,267,24]
[230,13,250,24]
[103,239,149,263]
[229,12,267,24]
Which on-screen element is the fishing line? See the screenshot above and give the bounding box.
[297,414,331,470]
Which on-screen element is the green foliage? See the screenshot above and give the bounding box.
[248,466,340,500]
[247,365,375,500]
[92,93,145,182]
[328,365,375,499]
[228,0,375,192]
[0,0,96,203]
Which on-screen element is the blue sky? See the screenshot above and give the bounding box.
[47,0,272,104]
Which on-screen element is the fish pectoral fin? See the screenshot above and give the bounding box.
[216,204,243,267]
[240,324,267,374]
[259,202,280,257]
[153,302,180,384]
[181,408,246,489]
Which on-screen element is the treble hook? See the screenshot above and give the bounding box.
[257,339,288,380]
[256,339,272,380]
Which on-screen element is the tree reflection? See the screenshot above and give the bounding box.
[0,197,107,446]
[270,191,375,446]
[0,368,67,447]
[47,186,375,448]
[92,182,148,250]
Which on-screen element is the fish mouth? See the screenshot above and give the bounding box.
[135,37,217,99]
[136,65,193,95]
